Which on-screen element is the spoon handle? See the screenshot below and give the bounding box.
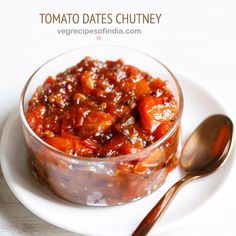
[132,174,194,236]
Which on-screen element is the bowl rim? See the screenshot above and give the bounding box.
[20,45,184,163]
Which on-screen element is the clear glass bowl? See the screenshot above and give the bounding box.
[20,46,184,206]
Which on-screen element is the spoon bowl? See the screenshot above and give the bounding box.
[181,114,233,175]
[133,114,234,236]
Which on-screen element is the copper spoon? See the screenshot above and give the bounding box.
[133,114,234,236]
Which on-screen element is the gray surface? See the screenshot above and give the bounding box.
[0,168,77,236]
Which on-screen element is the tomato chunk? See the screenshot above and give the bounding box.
[43,76,56,86]
[135,79,151,99]
[79,111,114,138]
[138,96,176,134]
[26,104,46,136]
[154,120,172,139]
[138,96,162,133]
[46,137,74,155]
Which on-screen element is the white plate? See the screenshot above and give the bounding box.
[0,75,234,236]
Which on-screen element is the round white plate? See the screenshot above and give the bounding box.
[0,75,234,236]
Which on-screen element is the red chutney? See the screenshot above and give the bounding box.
[24,56,181,206]
[26,57,178,158]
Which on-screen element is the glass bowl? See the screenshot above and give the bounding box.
[20,46,183,206]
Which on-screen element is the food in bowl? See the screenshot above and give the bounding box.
[20,47,183,206]
[26,57,178,157]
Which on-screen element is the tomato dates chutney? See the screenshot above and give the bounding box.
[24,56,181,205]
[26,57,178,157]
